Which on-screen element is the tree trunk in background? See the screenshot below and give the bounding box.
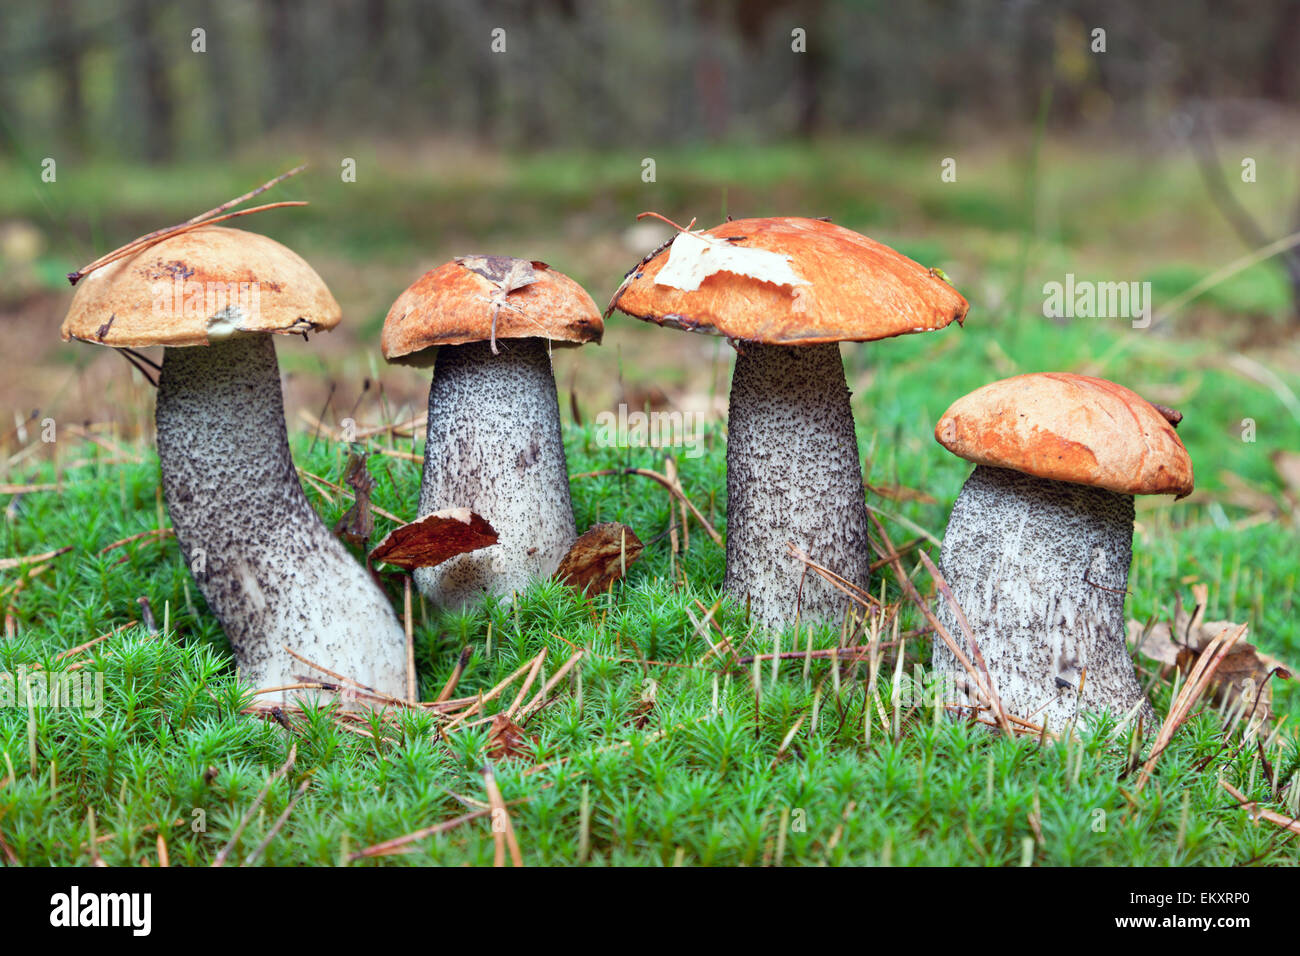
[197,0,234,144]
[48,0,85,153]
[466,2,498,145]
[129,0,173,162]
[1264,0,1300,323]
[696,2,729,140]
[365,0,393,93]
[1261,0,1300,103]
[264,0,298,134]
[793,3,826,137]
[0,77,13,154]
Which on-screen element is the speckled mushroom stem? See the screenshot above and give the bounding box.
[723,341,871,630]
[933,465,1156,732]
[414,337,577,609]
[155,335,408,703]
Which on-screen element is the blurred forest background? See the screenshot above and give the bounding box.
[1,0,1298,462]
[5,0,1300,155]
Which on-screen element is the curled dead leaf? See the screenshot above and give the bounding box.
[455,254,545,293]
[629,679,657,730]
[1127,583,1291,721]
[369,508,498,570]
[454,255,547,353]
[555,523,644,596]
[1150,403,1183,428]
[333,447,376,549]
[487,713,537,762]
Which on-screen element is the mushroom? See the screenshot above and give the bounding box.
[932,373,1194,731]
[381,256,603,609]
[609,217,968,630]
[61,226,408,704]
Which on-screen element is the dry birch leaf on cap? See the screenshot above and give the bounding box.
[453,256,546,354]
[654,229,811,292]
[455,254,544,294]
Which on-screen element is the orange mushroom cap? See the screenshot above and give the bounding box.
[60,226,341,349]
[609,216,969,346]
[381,256,603,365]
[935,373,1195,498]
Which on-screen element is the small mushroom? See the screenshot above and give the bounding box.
[610,217,968,630]
[932,373,1195,731]
[61,226,408,703]
[381,256,603,609]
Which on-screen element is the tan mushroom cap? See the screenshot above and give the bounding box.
[381,256,603,365]
[609,216,969,346]
[935,373,1195,497]
[60,226,341,348]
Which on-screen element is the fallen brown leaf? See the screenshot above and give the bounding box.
[1128,583,1291,721]
[555,523,644,595]
[333,448,376,549]
[487,713,538,762]
[369,509,498,570]
[629,680,657,730]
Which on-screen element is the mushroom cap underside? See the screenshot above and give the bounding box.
[381,256,603,364]
[60,226,342,348]
[609,216,969,346]
[934,372,1195,497]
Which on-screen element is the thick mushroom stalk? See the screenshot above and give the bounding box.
[933,465,1156,731]
[608,217,968,631]
[724,342,871,630]
[156,334,408,702]
[414,337,577,608]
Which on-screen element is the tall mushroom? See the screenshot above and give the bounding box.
[609,217,968,630]
[932,373,1194,731]
[381,256,603,609]
[61,226,408,703]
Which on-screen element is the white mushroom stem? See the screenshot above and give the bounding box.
[414,337,577,609]
[724,341,871,630]
[933,465,1156,732]
[155,334,408,703]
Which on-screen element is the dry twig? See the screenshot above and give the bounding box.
[1219,779,1300,838]
[213,744,297,867]
[1135,624,1249,792]
[867,512,1014,737]
[68,166,308,284]
[571,467,722,545]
